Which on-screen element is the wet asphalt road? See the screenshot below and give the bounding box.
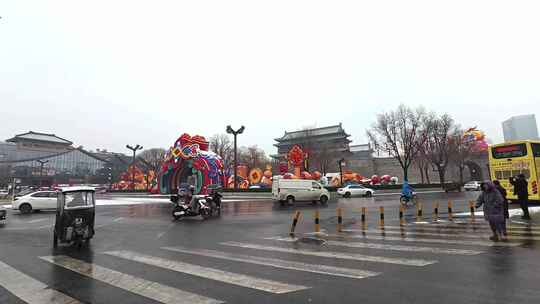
[1,191,540,304]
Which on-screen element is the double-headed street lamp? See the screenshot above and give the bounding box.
[226,125,245,190]
[338,158,346,186]
[126,144,143,190]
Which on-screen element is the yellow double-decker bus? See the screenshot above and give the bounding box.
[489,140,540,202]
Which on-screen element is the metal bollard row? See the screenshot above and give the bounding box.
[292,200,478,235]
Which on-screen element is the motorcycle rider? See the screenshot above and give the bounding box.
[209,188,223,210]
[185,186,199,213]
[401,180,414,201]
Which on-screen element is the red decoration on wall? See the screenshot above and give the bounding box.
[287,145,305,167]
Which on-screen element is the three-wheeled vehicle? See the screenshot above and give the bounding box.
[53,187,95,248]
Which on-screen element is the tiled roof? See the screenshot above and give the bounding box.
[275,124,349,141]
[350,144,372,152]
[6,131,73,145]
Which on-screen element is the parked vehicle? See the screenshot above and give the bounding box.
[0,205,6,224]
[0,190,9,199]
[53,187,95,248]
[12,191,58,214]
[443,182,462,193]
[272,178,329,206]
[464,181,481,191]
[337,184,374,198]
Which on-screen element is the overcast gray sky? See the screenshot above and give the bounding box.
[1,0,539,155]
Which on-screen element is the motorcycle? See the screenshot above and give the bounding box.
[171,194,216,220]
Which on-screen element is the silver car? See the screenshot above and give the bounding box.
[464,181,481,191]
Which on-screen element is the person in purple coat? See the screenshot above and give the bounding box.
[476,181,506,241]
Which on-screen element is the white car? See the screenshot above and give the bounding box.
[12,191,58,214]
[464,181,481,191]
[337,184,375,198]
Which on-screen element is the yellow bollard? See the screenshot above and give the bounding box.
[360,207,367,230]
[289,211,302,237]
[448,201,453,221]
[433,202,439,221]
[416,202,423,221]
[337,208,343,232]
[399,205,405,226]
[379,206,385,227]
[314,210,320,233]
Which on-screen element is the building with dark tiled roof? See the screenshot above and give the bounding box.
[0,131,111,186]
[272,124,353,173]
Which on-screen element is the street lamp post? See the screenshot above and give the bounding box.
[338,158,345,186]
[126,144,143,190]
[226,125,245,190]
[36,159,49,187]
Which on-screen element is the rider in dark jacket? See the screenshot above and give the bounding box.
[509,174,530,220]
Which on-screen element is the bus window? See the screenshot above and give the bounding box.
[502,170,512,179]
[495,171,503,180]
[511,170,522,178]
[492,144,528,159]
[532,143,540,157]
[522,169,531,179]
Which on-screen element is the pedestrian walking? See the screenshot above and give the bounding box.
[493,180,509,236]
[509,174,531,220]
[476,182,506,241]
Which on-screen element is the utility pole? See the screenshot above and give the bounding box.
[226,125,245,190]
[126,144,143,190]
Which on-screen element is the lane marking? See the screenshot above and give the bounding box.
[0,260,81,304]
[39,255,223,304]
[265,237,483,256]
[162,246,380,279]
[358,228,540,240]
[326,233,519,247]
[112,217,124,222]
[220,242,436,266]
[157,223,175,239]
[104,250,308,294]
[27,218,48,224]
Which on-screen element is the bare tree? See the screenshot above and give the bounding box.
[310,142,332,174]
[138,148,167,174]
[209,134,233,167]
[238,145,270,170]
[419,113,456,185]
[367,104,426,182]
[414,147,431,184]
[450,127,474,184]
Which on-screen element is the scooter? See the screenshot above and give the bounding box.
[171,195,214,220]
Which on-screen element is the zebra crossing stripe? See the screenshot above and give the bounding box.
[356,228,540,241]
[381,226,540,235]
[411,223,540,232]
[327,233,520,247]
[104,250,308,294]
[220,242,437,266]
[0,261,81,304]
[265,236,483,256]
[39,255,223,304]
[161,246,380,280]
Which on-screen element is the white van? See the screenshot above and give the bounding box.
[272,177,330,205]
